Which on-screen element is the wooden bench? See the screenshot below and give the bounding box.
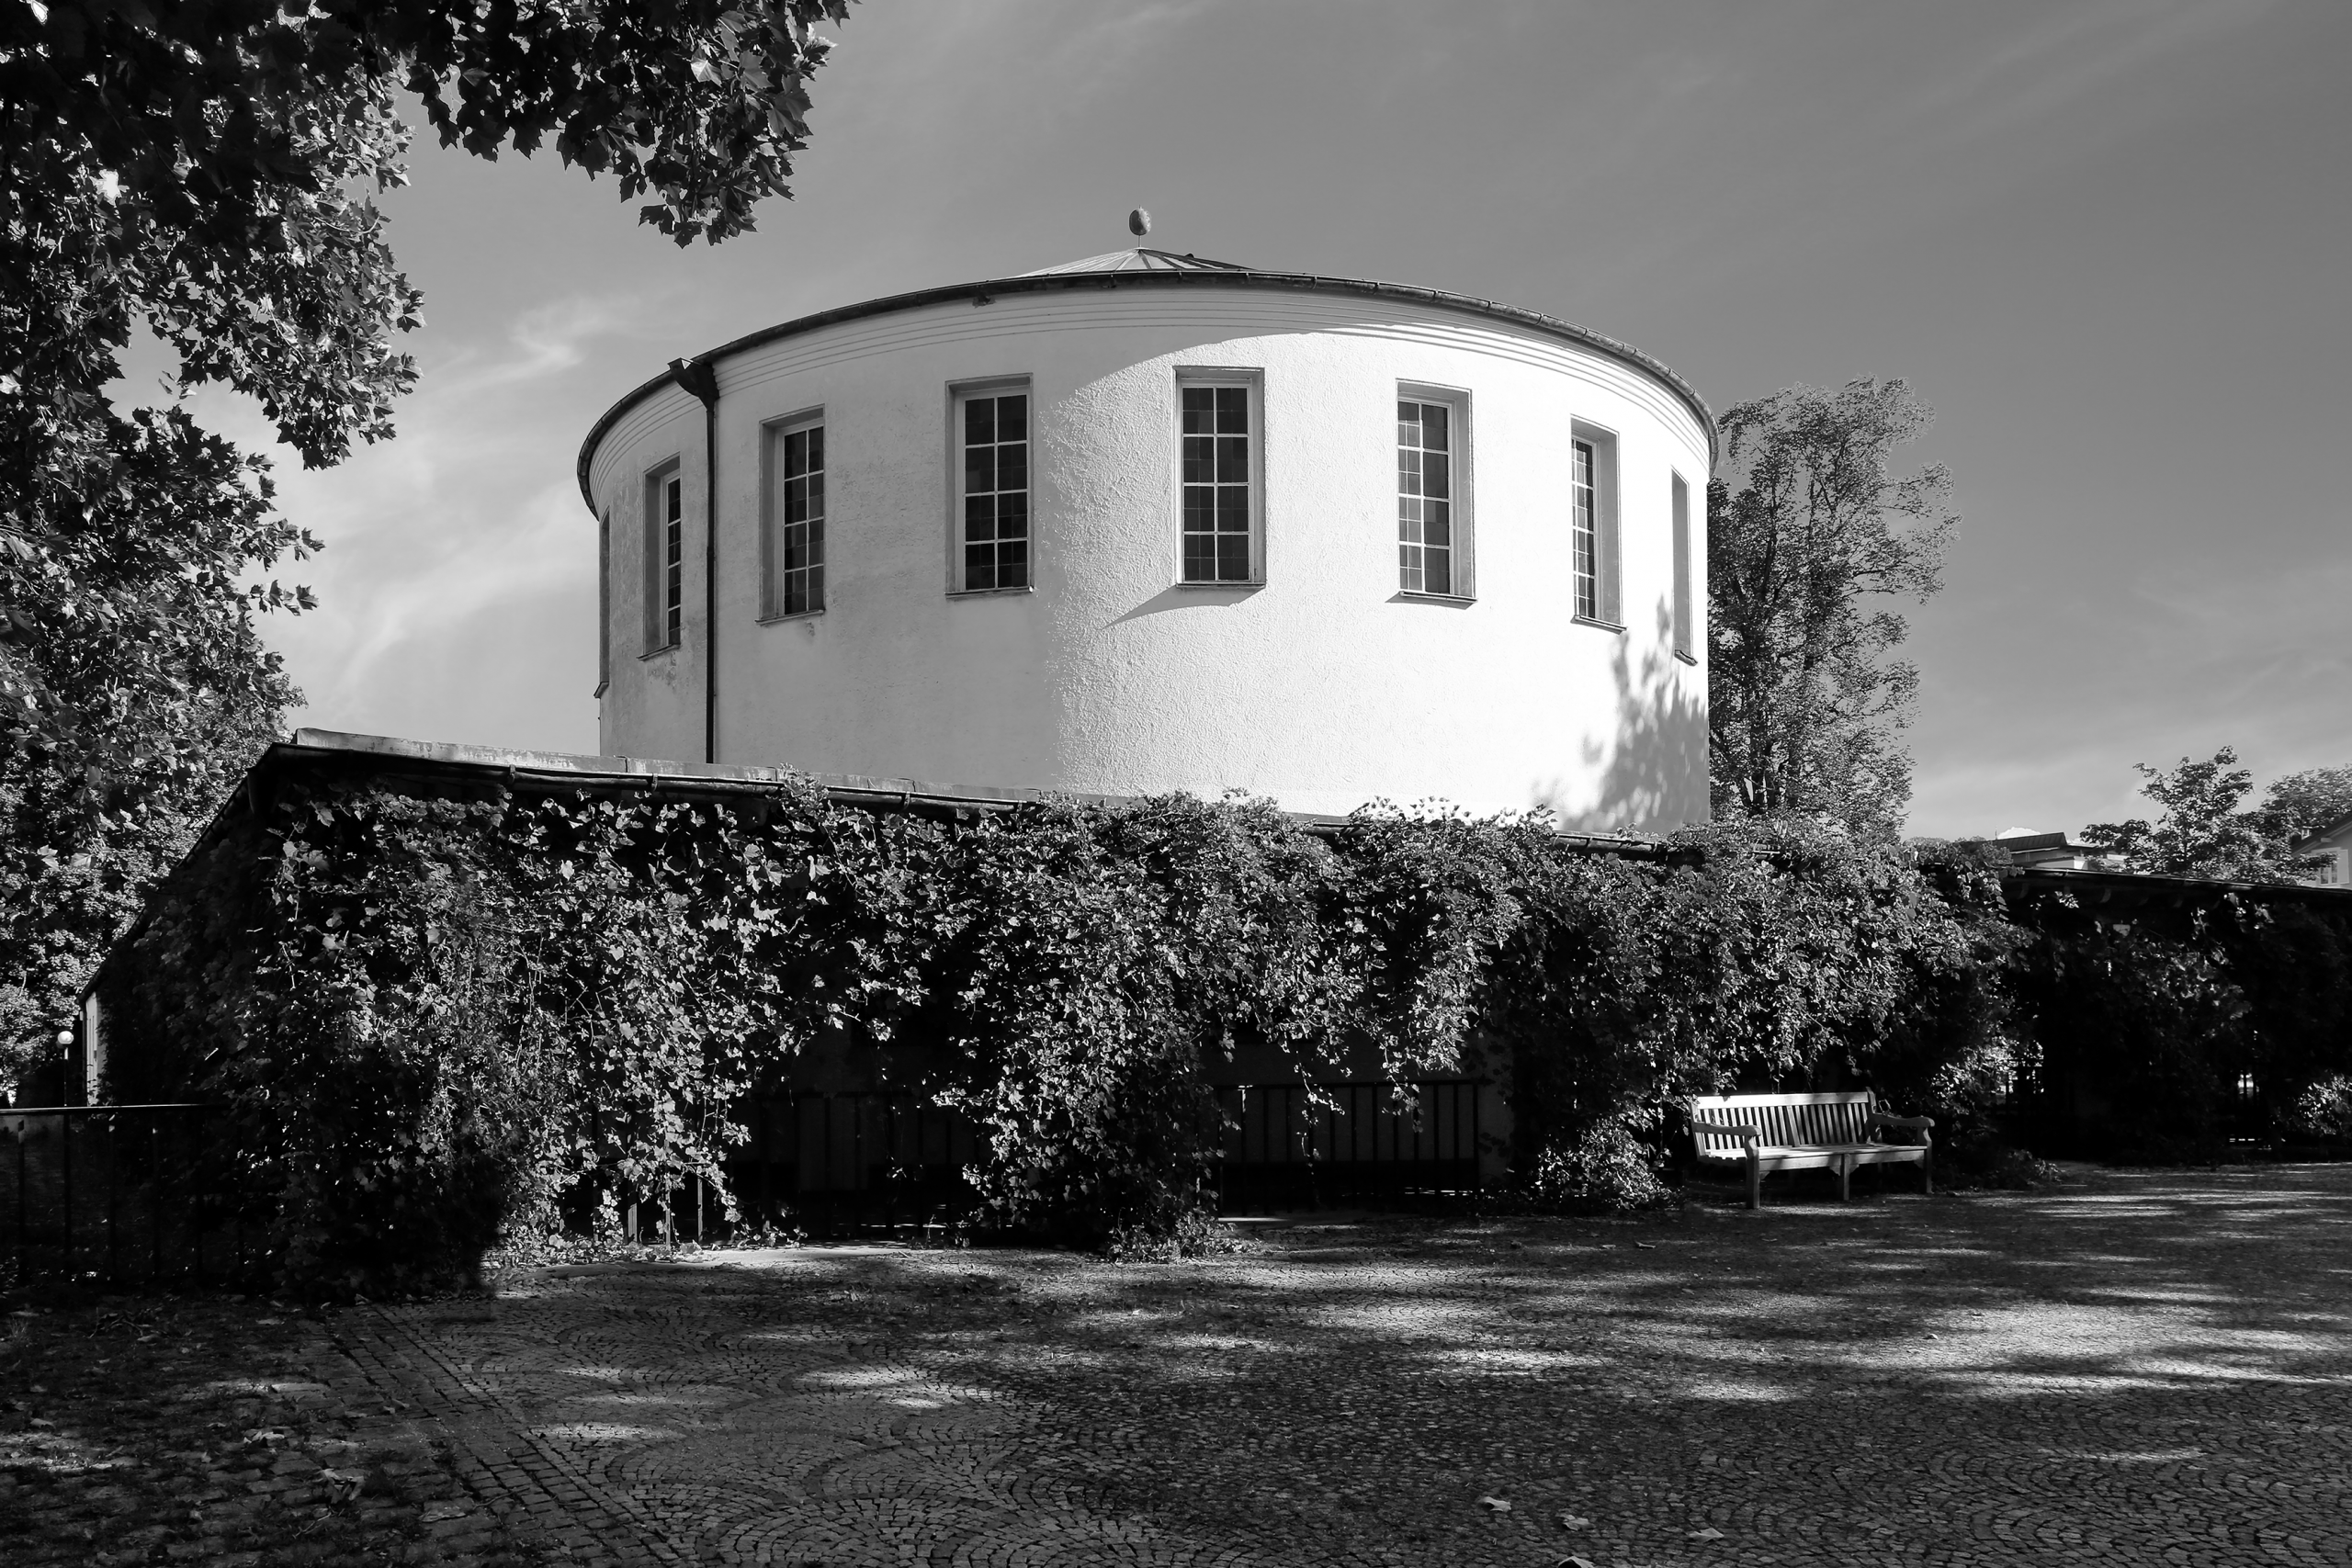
[1687,1091,1933,1210]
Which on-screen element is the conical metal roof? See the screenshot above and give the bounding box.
[1019,248,1251,276]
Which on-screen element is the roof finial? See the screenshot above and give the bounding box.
[1128,208,1150,238]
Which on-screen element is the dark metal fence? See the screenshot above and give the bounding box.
[7,1082,1487,1269]
[3,1105,271,1289]
[722,1090,981,1235]
[670,1081,1487,1236]
[1214,1079,1482,1210]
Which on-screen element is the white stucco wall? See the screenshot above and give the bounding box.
[585,280,1711,829]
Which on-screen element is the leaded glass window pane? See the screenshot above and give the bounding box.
[774,423,826,616]
[1398,400,1456,595]
[662,474,684,648]
[960,392,1030,591]
[1571,439,1598,621]
[1182,384,1251,582]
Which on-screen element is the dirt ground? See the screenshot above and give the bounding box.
[5,1164,2348,1565]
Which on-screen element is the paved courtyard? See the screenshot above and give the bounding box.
[8,1164,2351,1565]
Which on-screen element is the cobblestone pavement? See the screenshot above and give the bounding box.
[12,1165,2352,1565]
[1,1292,553,1565]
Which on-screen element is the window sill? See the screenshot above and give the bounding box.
[1674,649,1698,666]
[1393,591,1476,607]
[638,642,680,662]
[1573,615,1626,635]
[758,608,827,626]
[948,584,1035,600]
[1172,579,1264,592]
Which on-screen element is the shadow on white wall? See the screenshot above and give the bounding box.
[1538,599,1706,835]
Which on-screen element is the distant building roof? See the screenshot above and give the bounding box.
[1019,248,1252,275]
[1962,830,2121,869]
[2291,808,2352,850]
[1989,832,2081,855]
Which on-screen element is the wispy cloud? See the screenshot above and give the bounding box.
[1910,555,2352,835]
[1911,0,2280,146]
[223,290,650,750]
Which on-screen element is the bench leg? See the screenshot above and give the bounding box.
[1923,1145,1934,1196]
[1747,1150,1761,1211]
[1838,1156,1851,1202]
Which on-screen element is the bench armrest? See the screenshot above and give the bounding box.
[1691,1120,1764,1150]
[1871,1111,1934,1142]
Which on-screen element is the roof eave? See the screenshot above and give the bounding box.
[573,267,1720,509]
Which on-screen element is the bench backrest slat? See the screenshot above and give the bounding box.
[1688,1090,1880,1155]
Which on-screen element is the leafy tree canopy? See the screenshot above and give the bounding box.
[1,0,851,1083]
[1705,378,1957,837]
[2254,766,2352,845]
[2082,747,2347,882]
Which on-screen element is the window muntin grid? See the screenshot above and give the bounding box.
[1397,400,1454,595]
[1671,470,1693,658]
[774,423,825,616]
[597,509,611,694]
[1571,439,1599,620]
[962,393,1029,592]
[1181,385,1252,582]
[660,471,684,649]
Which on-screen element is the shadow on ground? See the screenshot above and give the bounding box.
[357,1166,2351,1566]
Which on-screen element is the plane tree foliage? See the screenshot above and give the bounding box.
[1706,379,1958,836]
[0,0,851,1081]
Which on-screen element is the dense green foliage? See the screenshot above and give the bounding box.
[2084,748,2352,882]
[2,1,853,1089]
[2013,884,2352,1160]
[101,772,2132,1292]
[106,780,1523,1288]
[1484,823,2023,1200]
[2254,766,2352,846]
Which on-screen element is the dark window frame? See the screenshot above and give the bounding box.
[953,380,1034,595]
[1671,469,1695,662]
[1175,370,1263,586]
[762,412,827,621]
[1569,421,1623,628]
[1396,386,1473,600]
[640,460,684,656]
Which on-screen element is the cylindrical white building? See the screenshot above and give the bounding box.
[580,250,1713,829]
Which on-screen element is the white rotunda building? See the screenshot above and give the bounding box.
[580,249,1713,829]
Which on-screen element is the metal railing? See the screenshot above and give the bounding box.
[721,1090,980,1235]
[3,1105,271,1289]
[694,1081,1487,1235]
[5,1081,1488,1272]
[1213,1079,1483,1211]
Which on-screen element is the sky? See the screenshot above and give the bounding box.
[164,0,2350,840]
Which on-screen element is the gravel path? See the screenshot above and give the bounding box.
[6,1164,2348,1565]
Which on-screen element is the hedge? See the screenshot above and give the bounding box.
[92,773,2352,1294]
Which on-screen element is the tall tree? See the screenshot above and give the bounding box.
[0,0,852,1088]
[1706,379,1957,834]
